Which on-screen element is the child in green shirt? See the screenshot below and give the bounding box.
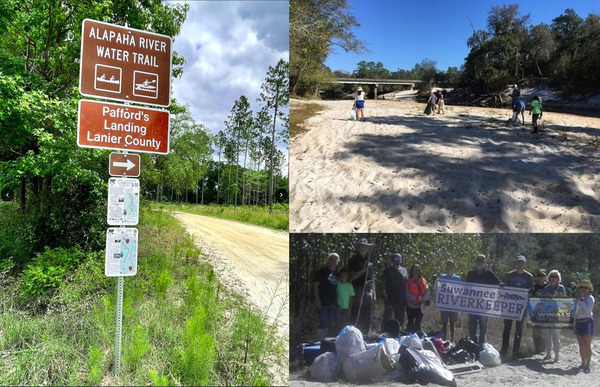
[337,270,355,332]
[530,96,543,133]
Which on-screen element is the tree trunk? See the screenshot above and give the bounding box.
[242,137,250,206]
[20,177,26,214]
[269,104,278,214]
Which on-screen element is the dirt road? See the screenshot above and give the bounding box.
[172,212,289,334]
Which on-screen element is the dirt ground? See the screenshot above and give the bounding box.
[172,212,289,384]
[290,99,600,233]
[290,329,600,387]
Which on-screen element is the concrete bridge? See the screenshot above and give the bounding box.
[336,77,422,99]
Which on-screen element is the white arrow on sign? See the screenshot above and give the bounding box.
[113,159,136,170]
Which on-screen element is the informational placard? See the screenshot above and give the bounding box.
[109,153,140,177]
[77,99,170,154]
[107,177,140,225]
[79,19,172,107]
[434,278,529,321]
[526,297,576,329]
[105,227,138,277]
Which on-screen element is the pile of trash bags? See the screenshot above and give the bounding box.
[309,325,464,386]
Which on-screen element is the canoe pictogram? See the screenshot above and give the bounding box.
[97,73,121,84]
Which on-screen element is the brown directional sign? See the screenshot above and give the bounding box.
[109,153,140,177]
[79,19,172,107]
[77,99,170,154]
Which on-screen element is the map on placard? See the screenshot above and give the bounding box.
[105,227,138,277]
[107,177,139,225]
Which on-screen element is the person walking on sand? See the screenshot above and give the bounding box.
[466,254,501,344]
[354,86,365,121]
[531,269,547,354]
[575,280,595,373]
[427,90,438,116]
[541,270,566,362]
[313,253,340,340]
[500,255,534,360]
[406,264,430,333]
[529,95,543,133]
[439,260,461,342]
[349,238,376,335]
[381,253,408,330]
[437,90,445,114]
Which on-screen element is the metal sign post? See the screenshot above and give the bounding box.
[114,276,124,375]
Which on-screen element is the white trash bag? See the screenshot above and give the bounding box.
[309,352,341,382]
[479,342,501,367]
[350,106,357,121]
[335,325,366,364]
[342,339,399,383]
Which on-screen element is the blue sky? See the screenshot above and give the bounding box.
[168,1,289,168]
[325,0,600,74]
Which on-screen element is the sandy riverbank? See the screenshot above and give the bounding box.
[290,99,600,233]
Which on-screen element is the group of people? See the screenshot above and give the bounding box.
[351,84,543,133]
[511,84,543,133]
[312,241,596,372]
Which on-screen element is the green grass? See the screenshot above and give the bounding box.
[0,204,285,386]
[160,202,289,232]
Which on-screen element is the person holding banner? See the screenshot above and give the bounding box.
[406,264,430,333]
[500,255,534,359]
[349,238,376,335]
[575,280,595,373]
[466,254,501,344]
[541,270,566,362]
[439,260,461,342]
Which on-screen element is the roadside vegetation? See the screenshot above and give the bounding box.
[0,203,286,386]
[159,202,289,232]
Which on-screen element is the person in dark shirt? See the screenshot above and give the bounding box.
[500,255,534,359]
[380,253,408,330]
[465,254,501,344]
[313,253,340,340]
[348,238,375,335]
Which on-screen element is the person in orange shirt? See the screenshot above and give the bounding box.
[406,264,430,333]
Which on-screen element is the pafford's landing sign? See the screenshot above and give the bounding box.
[79,19,172,107]
[77,99,169,154]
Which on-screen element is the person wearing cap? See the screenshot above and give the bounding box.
[380,253,408,331]
[540,269,566,362]
[354,86,365,120]
[426,90,438,116]
[348,238,375,335]
[500,255,534,359]
[465,254,501,344]
[531,269,547,354]
[313,253,340,340]
[439,260,461,342]
[575,279,595,373]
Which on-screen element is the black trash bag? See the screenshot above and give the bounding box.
[445,349,476,365]
[398,346,457,387]
[453,337,481,360]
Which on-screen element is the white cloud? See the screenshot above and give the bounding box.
[170,0,289,147]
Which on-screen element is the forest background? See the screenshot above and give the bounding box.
[290,233,600,348]
[290,1,600,103]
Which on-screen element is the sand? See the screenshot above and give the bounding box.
[290,338,600,387]
[290,99,600,233]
